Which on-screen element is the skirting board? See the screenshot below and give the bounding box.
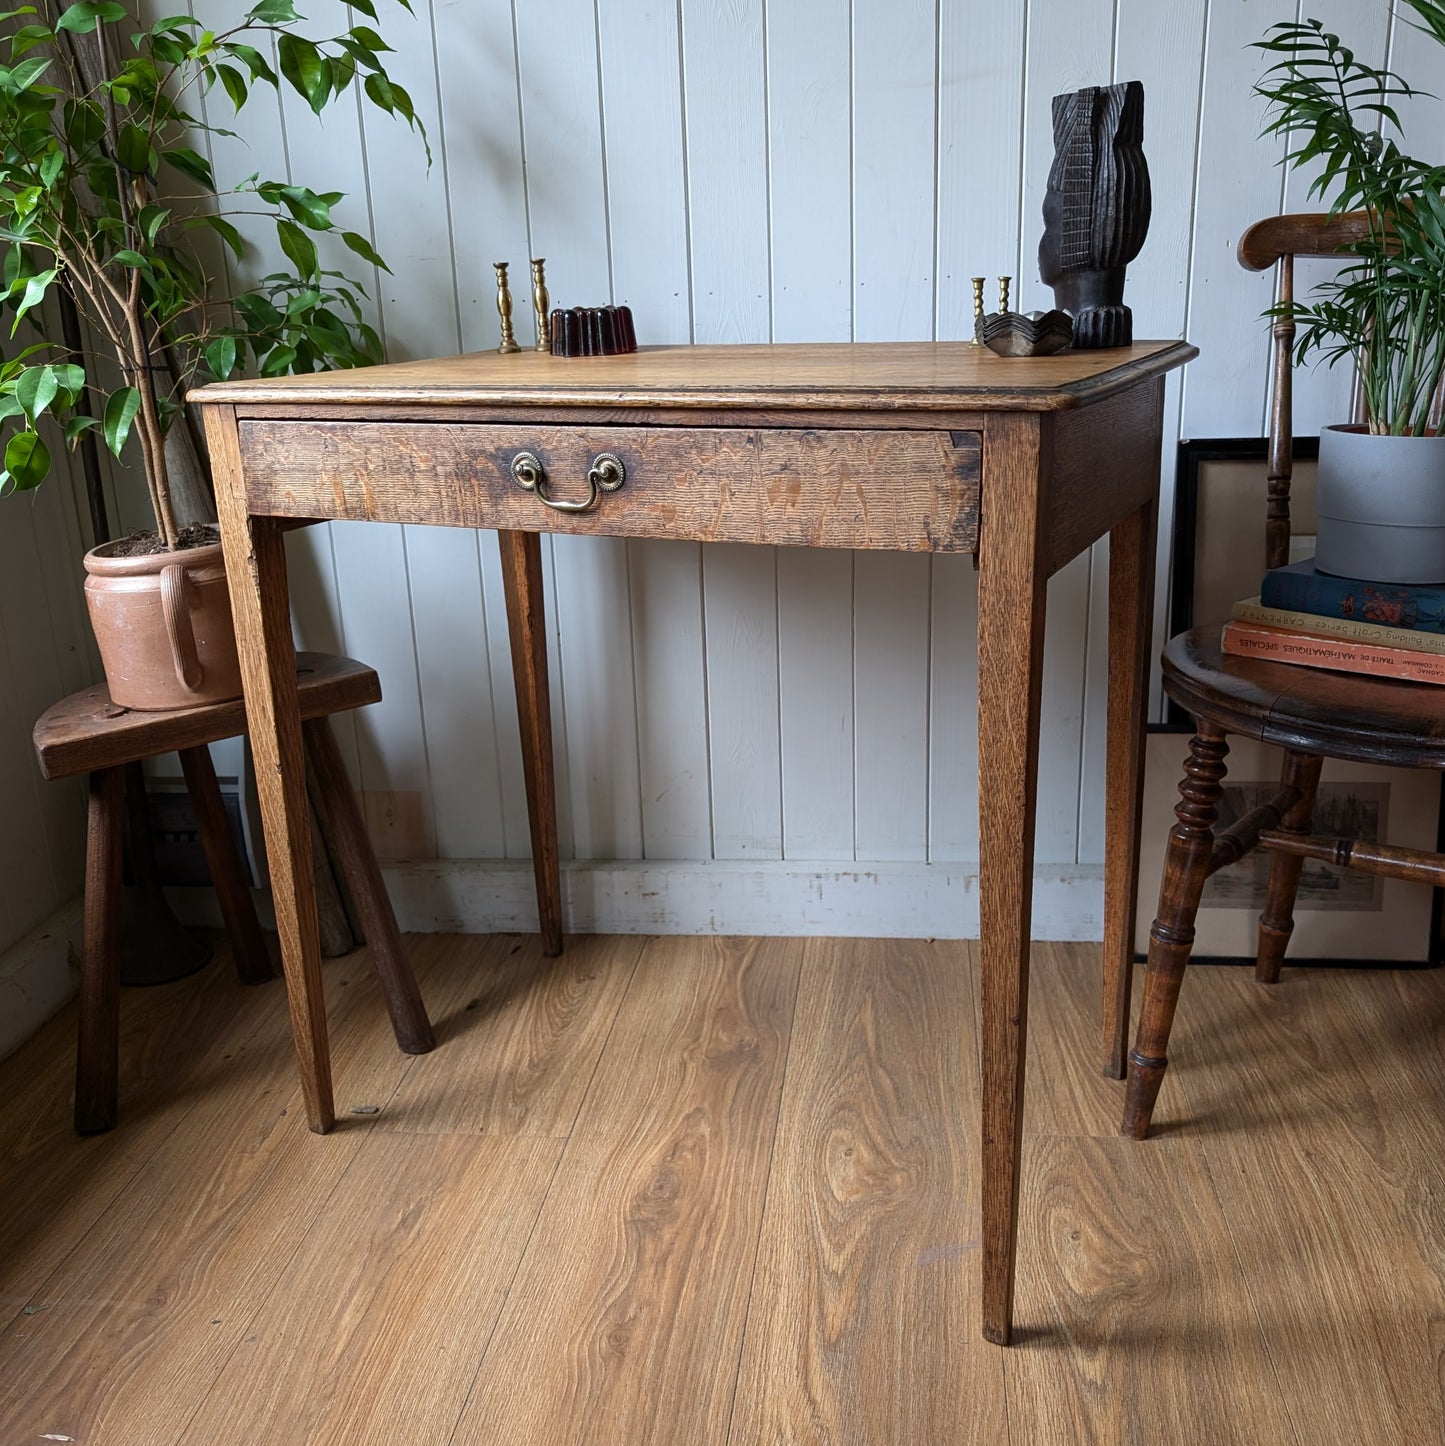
[168,859,1108,940]
[0,900,82,1063]
[381,859,1106,940]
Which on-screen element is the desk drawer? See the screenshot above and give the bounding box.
[236,421,981,552]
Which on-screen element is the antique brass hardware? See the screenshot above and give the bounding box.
[510,450,625,513]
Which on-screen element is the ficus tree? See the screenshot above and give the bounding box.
[0,0,423,547]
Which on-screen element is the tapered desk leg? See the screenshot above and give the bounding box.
[976,413,1050,1347]
[1101,499,1157,1078]
[497,529,563,956]
[208,404,334,1133]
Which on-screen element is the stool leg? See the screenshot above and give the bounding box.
[76,767,124,1134]
[178,745,273,986]
[1255,751,1324,984]
[302,716,434,1054]
[1123,725,1229,1140]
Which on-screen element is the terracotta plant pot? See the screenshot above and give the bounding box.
[83,538,243,711]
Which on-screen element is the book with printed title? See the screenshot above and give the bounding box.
[1231,597,1445,656]
[1221,619,1445,685]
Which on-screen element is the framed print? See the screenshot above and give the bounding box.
[1171,435,1319,637]
[1135,730,1444,965]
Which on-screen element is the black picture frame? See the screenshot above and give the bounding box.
[1136,436,1444,967]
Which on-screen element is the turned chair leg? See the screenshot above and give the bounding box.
[178,745,274,986]
[301,716,435,1055]
[1255,750,1324,985]
[75,767,124,1134]
[1123,724,1229,1140]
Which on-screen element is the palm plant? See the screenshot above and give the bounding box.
[0,0,422,548]
[1254,0,1445,437]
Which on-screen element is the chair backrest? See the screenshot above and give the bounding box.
[1236,212,1373,571]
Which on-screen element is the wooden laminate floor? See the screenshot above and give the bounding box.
[2,933,1444,1443]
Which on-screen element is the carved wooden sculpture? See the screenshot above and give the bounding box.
[1039,80,1151,348]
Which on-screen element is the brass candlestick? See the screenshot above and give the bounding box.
[998,275,1012,314]
[494,261,520,354]
[972,277,986,322]
[530,258,551,352]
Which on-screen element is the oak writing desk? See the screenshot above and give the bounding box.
[196,338,1195,1344]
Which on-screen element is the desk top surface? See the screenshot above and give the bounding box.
[194,339,1196,414]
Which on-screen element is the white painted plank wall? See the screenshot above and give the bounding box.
[4,0,1408,960]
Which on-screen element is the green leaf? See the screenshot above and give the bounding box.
[10,267,55,333]
[340,230,388,272]
[1,55,50,91]
[4,429,49,489]
[204,334,236,379]
[246,0,299,20]
[275,218,317,279]
[102,386,140,457]
[161,146,214,189]
[277,33,327,115]
[227,43,276,85]
[276,185,334,229]
[116,123,154,175]
[347,0,377,16]
[63,414,98,445]
[62,97,104,151]
[111,249,148,269]
[347,25,391,53]
[184,213,244,261]
[137,204,169,246]
[215,62,247,110]
[14,364,57,421]
[54,2,125,34]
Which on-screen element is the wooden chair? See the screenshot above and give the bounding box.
[1113,211,1445,1139]
[33,652,434,1133]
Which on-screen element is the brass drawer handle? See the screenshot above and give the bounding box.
[510,450,625,514]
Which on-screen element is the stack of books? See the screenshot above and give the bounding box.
[1220,557,1445,686]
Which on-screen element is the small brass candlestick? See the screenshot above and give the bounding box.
[530,258,551,353]
[971,277,986,343]
[494,261,520,353]
[998,275,1012,314]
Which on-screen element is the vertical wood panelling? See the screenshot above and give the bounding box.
[12,0,1365,960]
[1180,2,1287,438]
[850,4,937,862]
[704,543,782,859]
[778,549,854,861]
[1017,0,1116,863]
[770,1,855,864]
[1077,0,1207,862]
[598,0,712,863]
[928,0,1025,861]
[518,0,642,863]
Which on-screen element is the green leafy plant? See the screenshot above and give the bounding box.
[0,0,423,546]
[1255,0,1445,437]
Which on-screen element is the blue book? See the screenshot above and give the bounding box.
[1259,557,1445,634]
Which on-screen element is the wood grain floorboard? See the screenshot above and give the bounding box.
[0,934,446,1445]
[1163,962,1445,1441]
[0,949,286,1310]
[727,938,1007,1446]
[1004,1135,1296,1445]
[450,936,802,1446]
[177,1132,562,1444]
[4,938,1445,1442]
[376,933,644,1137]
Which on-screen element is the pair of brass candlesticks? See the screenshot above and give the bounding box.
[494,259,550,353]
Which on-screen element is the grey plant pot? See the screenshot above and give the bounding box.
[1315,424,1445,584]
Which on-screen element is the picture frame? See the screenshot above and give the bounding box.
[1134,437,1444,966]
[1136,730,1444,965]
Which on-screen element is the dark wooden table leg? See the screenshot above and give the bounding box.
[178,744,273,985]
[976,413,1050,1346]
[303,715,435,1053]
[497,529,563,956]
[75,766,124,1134]
[208,403,334,1133]
[1101,498,1158,1078]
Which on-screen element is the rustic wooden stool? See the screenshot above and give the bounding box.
[33,651,434,1134]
